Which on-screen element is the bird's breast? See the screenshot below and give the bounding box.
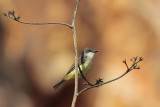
[79,58,92,74]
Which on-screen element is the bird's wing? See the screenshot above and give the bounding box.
[66,55,87,75]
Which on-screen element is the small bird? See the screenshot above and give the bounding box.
[53,47,99,89]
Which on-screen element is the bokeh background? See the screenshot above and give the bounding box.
[0,0,160,107]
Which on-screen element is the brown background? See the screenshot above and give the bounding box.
[0,0,160,107]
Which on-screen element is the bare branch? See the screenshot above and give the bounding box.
[71,0,80,107]
[78,65,93,86]
[123,59,129,69]
[3,10,73,28]
[77,57,143,96]
[3,2,81,106]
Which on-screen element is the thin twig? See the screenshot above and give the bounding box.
[78,50,93,86]
[71,0,80,107]
[16,21,72,28]
[77,57,143,96]
[123,59,129,69]
[78,70,129,95]
[3,11,73,28]
[78,65,93,86]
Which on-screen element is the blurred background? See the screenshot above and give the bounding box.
[0,0,160,107]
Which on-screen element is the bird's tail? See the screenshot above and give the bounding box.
[53,79,65,90]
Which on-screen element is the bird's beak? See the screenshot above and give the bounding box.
[93,50,99,53]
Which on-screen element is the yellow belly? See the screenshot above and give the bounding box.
[64,63,92,80]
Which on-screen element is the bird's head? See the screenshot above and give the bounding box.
[83,47,99,58]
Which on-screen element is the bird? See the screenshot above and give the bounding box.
[53,47,99,90]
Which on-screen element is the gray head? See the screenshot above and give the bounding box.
[80,48,99,63]
[82,47,99,58]
[84,48,99,54]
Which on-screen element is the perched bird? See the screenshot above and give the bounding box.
[53,47,99,89]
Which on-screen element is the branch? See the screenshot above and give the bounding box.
[3,11,73,28]
[78,65,93,86]
[3,2,81,106]
[71,0,80,107]
[77,57,143,96]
